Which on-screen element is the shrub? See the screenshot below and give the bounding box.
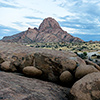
[83,52,87,56]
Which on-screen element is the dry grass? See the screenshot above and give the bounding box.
[26,42,100,53]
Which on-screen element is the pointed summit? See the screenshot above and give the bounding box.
[1,17,84,43]
[39,17,61,32]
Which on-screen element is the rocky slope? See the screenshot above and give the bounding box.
[0,71,70,100]
[1,17,84,43]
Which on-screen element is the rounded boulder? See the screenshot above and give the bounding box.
[0,61,11,71]
[1,61,17,72]
[60,71,73,85]
[70,72,100,100]
[75,65,99,79]
[23,66,42,77]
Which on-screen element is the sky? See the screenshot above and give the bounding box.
[0,0,100,41]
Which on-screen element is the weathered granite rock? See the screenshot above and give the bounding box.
[0,61,17,72]
[75,65,99,79]
[70,72,100,100]
[11,53,34,72]
[60,71,73,85]
[85,59,100,71]
[0,42,84,83]
[0,41,99,86]
[0,71,70,100]
[0,61,11,71]
[23,66,42,77]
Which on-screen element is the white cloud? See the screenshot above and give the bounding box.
[62,27,78,34]
[3,29,10,32]
[0,0,100,38]
[0,0,72,31]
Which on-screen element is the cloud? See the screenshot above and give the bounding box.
[25,16,43,20]
[0,0,100,41]
[0,2,18,8]
[0,25,20,39]
[56,0,100,35]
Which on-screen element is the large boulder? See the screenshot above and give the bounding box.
[70,72,100,100]
[23,66,42,77]
[0,71,70,100]
[75,65,99,79]
[34,53,77,82]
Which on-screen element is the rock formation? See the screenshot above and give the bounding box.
[0,42,100,99]
[1,17,84,43]
[0,41,99,85]
[0,71,70,100]
[70,72,100,100]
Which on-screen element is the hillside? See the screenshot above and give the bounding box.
[1,17,84,43]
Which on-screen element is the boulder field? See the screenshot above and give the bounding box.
[0,41,100,100]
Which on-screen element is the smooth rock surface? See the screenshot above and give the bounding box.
[85,59,100,71]
[0,61,17,72]
[0,71,70,100]
[60,71,73,85]
[75,65,99,79]
[23,66,42,77]
[70,72,100,100]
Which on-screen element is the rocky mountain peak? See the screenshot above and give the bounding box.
[39,17,61,32]
[1,17,84,43]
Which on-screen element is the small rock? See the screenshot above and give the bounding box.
[1,61,11,71]
[23,66,42,77]
[11,54,34,72]
[60,71,73,85]
[75,65,99,79]
[1,61,17,72]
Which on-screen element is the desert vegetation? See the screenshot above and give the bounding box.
[25,42,100,63]
[26,41,100,52]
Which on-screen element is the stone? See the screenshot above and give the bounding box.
[75,65,99,79]
[0,41,87,86]
[60,71,73,85]
[0,61,17,72]
[34,53,77,82]
[0,71,70,100]
[85,59,100,71]
[23,66,42,77]
[0,61,10,71]
[0,57,4,64]
[60,59,77,71]
[11,53,34,72]
[69,56,86,66]
[70,72,100,100]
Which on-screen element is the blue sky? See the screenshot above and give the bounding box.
[0,0,100,41]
